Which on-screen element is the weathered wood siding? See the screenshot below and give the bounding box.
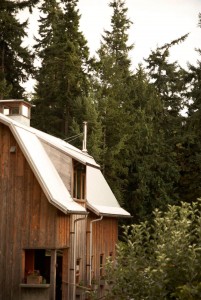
[67,213,87,299]
[0,124,70,300]
[68,207,118,283]
[85,215,118,299]
[68,213,118,298]
[86,215,118,280]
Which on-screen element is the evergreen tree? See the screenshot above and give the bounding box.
[95,2,182,217]
[0,0,35,99]
[179,45,201,203]
[94,0,134,202]
[172,16,201,204]
[124,67,180,220]
[32,0,93,143]
[145,35,188,144]
[131,37,190,219]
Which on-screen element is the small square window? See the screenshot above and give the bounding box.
[3,107,10,115]
[73,161,86,200]
[11,107,19,115]
[22,105,29,117]
[24,249,51,284]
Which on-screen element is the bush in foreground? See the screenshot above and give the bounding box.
[105,201,201,299]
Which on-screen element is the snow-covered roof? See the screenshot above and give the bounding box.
[0,112,131,218]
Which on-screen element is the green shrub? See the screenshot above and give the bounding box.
[105,200,201,300]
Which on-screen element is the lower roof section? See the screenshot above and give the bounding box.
[86,166,131,218]
[87,203,131,218]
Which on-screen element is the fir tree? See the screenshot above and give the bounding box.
[32,0,91,140]
[94,0,134,203]
[179,45,201,203]
[145,35,188,144]
[0,0,35,99]
[124,67,180,220]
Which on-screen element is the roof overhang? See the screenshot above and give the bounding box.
[0,99,33,107]
[86,166,131,218]
[87,203,132,218]
[0,113,87,215]
[0,113,131,217]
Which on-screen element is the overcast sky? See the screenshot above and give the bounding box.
[22,0,201,92]
[77,0,201,67]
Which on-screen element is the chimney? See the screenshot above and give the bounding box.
[82,121,88,153]
[0,99,32,126]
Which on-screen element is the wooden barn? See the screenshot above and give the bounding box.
[0,99,130,300]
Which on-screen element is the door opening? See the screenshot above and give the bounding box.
[56,252,63,300]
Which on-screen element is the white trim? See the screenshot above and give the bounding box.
[0,113,86,214]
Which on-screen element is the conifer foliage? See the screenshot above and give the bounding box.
[124,67,180,220]
[0,0,35,99]
[179,46,201,202]
[32,0,91,142]
[5,1,201,223]
[94,0,134,202]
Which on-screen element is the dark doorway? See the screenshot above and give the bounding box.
[56,252,63,300]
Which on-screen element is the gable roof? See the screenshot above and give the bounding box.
[0,113,86,215]
[0,113,130,218]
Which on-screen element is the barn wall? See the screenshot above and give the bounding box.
[87,215,118,280]
[67,213,119,285]
[0,122,120,300]
[85,215,118,299]
[67,213,118,298]
[0,124,70,300]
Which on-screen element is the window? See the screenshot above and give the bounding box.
[73,161,86,200]
[100,254,104,277]
[76,259,81,284]
[11,107,20,115]
[24,249,51,284]
[22,105,29,117]
[3,107,9,115]
[3,106,19,115]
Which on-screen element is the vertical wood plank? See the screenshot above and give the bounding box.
[0,123,73,299]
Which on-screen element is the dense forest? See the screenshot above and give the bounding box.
[1,0,201,223]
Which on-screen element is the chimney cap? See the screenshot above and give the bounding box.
[0,99,32,107]
[0,99,32,126]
